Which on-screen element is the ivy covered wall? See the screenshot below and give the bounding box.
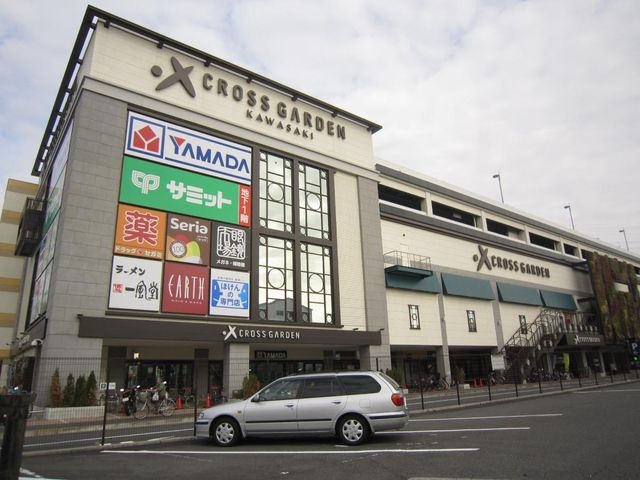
[588,252,640,343]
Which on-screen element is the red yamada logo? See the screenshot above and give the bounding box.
[133,124,161,154]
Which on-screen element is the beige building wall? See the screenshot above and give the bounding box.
[0,179,39,385]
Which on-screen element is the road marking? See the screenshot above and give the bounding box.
[574,389,640,393]
[410,413,562,421]
[102,447,479,455]
[380,427,530,434]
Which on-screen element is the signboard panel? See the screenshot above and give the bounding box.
[114,204,166,260]
[125,111,252,185]
[166,213,211,265]
[109,255,162,311]
[119,156,251,226]
[210,269,249,317]
[162,262,209,314]
[211,222,250,270]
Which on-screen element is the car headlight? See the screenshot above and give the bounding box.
[198,412,206,419]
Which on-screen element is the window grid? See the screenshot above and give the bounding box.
[258,236,294,322]
[299,164,330,240]
[259,151,293,232]
[258,150,336,326]
[519,315,527,334]
[301,243,333,325]
[467,310,477,332]
[409,305,420,330]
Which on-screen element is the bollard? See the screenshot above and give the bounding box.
[0,392,33,480]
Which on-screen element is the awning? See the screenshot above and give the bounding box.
[385,272,441,293]
[441,273,494,300]
[497,282,542,306]
[540,290,577,311]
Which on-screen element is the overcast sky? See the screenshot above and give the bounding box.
[1,0,638,253]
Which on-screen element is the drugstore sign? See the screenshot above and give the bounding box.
[119,156,251,226]
[125,112,252,185]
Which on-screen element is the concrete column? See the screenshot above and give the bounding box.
[194,348,209,402]
[359,344,391,372]
[223,343,250,399]
[598,351,606,375]
[435,346,451,384]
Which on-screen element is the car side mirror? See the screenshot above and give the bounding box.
[251,394,262,402]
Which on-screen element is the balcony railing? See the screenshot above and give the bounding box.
[383,250,432,277]
[14,198,46,256]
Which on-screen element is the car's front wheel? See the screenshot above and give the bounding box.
[212,417,241,447]
[337,414,370,446]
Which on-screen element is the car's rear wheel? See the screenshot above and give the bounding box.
[212,417,241,447]
[337,414,370,446]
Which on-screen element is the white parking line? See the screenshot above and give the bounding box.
[573,389,640,393]
[380,427,530,434]
[102,447,479,455]
[410,413,562,421]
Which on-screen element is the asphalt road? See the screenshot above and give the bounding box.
[18,381,640,480]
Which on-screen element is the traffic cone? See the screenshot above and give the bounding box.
[176,394,183,410]
[204,392,212,408]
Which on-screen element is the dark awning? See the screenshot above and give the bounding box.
[385,272,441,293]
[540,290,577,311]
[441,273,494,300]
[497,282,542,306]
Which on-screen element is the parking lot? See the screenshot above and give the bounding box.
[19,380,640,479]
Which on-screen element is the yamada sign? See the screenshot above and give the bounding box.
[126,112,252,185]
[119,156,251,226]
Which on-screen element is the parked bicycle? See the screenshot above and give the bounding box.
[133,386,175,419]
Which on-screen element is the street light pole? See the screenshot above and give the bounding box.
[619,228,629,251]
[492,173,504,203]
[564,204,575,230]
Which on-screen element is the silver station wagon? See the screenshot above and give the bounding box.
[195,371,409,446]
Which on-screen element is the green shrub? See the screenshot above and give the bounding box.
[49,368,63,407]
[63,373,75,407]
[85,371,98,406]
[242,372,261,399]
[74,375,86,407]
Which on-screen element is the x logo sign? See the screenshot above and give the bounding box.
[474,245,492,272]
[223,325,238,341]
[152,56,196,98]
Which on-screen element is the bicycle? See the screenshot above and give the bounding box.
[133,389,176,419]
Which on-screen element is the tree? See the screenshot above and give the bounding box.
[49,368,63,407]
[85,371,98,406]
[242,372,260,399]
[63,373,75,407]
[74,375,86,407]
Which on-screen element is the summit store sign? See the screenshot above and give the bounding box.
[126,112,252,185]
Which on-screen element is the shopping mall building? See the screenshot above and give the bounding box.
[6,6,640,402]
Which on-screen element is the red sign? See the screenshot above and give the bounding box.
[162,263,209,314]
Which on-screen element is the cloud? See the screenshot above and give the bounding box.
[0,0,638,252]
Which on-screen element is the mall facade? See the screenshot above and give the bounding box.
[7,6,640,403]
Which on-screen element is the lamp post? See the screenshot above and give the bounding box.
[564,204,575,230]
[492,173,504,203]
[619,228,629,251]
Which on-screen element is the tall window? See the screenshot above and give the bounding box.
[467,310,477,332]
[409,305,420,329]
[519,315,527,334]
[258,151,336,325]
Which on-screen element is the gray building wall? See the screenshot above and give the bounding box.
[43,91,126,357]
[357,176,391,371]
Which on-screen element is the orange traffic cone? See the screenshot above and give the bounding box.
[176,395,183,410]
[204,392,212,408]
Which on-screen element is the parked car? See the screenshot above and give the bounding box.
[196,370,409,446]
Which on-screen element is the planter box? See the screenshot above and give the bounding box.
[44,406,103,420]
